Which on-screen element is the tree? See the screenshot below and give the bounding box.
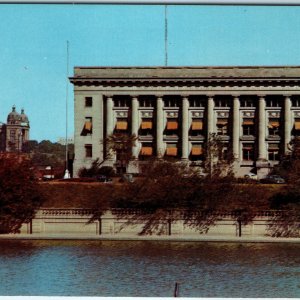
[105,133,137,174]
[0,153,44,233]
[78,158,115,178]
[203,133,234,179]
[268,137,300,237]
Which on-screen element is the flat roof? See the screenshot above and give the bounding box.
[72,66,300,79]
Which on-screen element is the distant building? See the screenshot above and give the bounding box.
[0,106,30,152]
[57,137,74,145]
[70,66,300,178]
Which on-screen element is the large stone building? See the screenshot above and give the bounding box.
[70,66,300,178]
[0,106,30,152]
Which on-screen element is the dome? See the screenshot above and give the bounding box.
[20,108,29,123]
[7,105,21,124]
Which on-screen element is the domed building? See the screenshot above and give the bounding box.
[0,106,30,152]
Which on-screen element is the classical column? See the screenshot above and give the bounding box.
[284,95,292,154]
[106,96,114,136]
[181,96,189,160]
[106,96,114,161]
[232,96,240,159]
[258,96,267,160]
[207,95,215,136]
[156,96,164,158]
[131,96,139,159]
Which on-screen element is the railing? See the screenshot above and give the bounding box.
[36,208,288,219]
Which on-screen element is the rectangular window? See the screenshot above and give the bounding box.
[268,144,280,161]
[166,144,178,156]
[190,144,204,161]
[189,98,205,107]
[292,96,300,107]
[294,119,300,131]
[114,98,130,107]
[85,97,93,107]
[217,119,228,136]
[240,99,255,107]
[140,119,153,136]
[164,98,179,107]
[242,143,254,161]
[115,119,128,131]
[165,119,179,136]
[242,119,255,136]
[84,117,93,134]
[85,144,92,158]
[266,98,282,107]
[139,98,154,107]
[140,145,153,156]
[215,99,229,107]
[268,118,280,136]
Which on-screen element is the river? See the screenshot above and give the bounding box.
[0,240,299,297]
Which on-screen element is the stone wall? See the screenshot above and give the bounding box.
[19,209,285,237]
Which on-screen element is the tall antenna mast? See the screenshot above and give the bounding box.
[64,40,70,179]
[164,5,168,66]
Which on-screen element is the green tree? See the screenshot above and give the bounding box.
[105,133,137,174]
[0,153,44,233]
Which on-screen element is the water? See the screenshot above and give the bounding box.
[0,240,299,297]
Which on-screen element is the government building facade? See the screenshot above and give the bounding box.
[70,66,300,178]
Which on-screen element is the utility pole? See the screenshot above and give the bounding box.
[64,40,70,179]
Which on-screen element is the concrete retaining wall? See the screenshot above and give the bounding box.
[19,209,280,237]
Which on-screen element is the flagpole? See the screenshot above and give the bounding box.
[164,5,168,66]
[64,40,70,179]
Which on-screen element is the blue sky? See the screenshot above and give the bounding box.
[0,4,300,142]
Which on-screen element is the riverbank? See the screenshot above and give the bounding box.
[0,233,299,243]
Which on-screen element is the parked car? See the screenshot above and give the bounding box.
[260,175,285,184]
[96,175,113,183]
[244,172,258,180]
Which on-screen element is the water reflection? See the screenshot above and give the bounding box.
[0,240,299,297]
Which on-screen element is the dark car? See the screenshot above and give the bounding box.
[96,175,113,183]
[260,175,285,184]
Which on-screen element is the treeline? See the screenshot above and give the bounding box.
[23,140,74,168]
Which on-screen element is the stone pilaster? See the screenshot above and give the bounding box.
[232,96,240,159]
[284,95,292,154]
[156,96,164,158]
[207,96,215,136]
[131,96,139,159]
[258,96,267,161]
[106,96,114,136]
[182,96,189,160]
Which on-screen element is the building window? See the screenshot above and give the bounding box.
[140,118,153,136]
[85,97,93,107]
[115,118,128,132]
[292,96,300,107]
[268,118,280,136]
[215,97,231,107]
[242,119,255,136]
[190,144,204,161]
[189,97,206,108]
[165,118,179,136]
[268,144,280,161]
[217,119,228,136]
[164,98,179,107]
[139,98,154,108]
[165,143,178,157]
[240,98,255,107]
[139,143,153,160]
[85,144,92,158]
[113,96,130,108]
[294,118,300,135]
[190,119,204,136]
[242,143,254,161]
[266,97,282,107]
